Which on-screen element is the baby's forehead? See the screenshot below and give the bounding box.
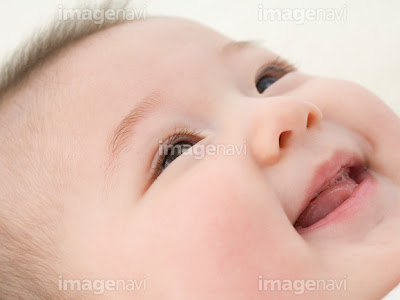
[40,18,251,107]
[63,17,232,75]
[67,18,229,61]
[0,17,228,102]
[41,19,220,97]
[57,18,275,97]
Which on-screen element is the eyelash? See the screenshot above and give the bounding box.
[150,127,203,181]
[256,57,296,85]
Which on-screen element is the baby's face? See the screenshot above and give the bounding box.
[50,17,400,299]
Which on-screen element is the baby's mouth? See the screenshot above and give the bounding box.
[294,164,368,229]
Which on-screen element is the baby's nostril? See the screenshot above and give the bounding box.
[279,130,292,148]
[306,112,318,128]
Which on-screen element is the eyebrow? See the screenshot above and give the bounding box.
[108,92,161,160]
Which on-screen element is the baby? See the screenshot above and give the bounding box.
[0,6,399,300]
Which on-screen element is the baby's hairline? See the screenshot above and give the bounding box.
[0,0,147,102]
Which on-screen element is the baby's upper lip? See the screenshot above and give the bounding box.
[293,150,364,226]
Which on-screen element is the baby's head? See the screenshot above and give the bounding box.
[0,13,399,300]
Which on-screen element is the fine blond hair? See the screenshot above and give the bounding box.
[0,0,135,100]
[0,1,144,299]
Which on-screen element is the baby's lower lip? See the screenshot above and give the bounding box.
[295,170,377,234]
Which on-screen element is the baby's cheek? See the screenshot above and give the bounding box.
[138,161,309,297]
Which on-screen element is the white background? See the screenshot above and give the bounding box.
[0,0,399,115]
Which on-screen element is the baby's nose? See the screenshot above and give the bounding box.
[248,98,323,165]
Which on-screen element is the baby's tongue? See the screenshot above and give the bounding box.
[295,168,358,229]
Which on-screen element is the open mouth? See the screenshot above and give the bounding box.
[294,162,369,230]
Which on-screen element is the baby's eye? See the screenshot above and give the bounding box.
[151,128,203,181]
[255,59,296,94]
[256,76,278,93]
[161,141,194,171]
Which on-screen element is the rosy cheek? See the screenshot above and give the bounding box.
[134,162,309,294]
